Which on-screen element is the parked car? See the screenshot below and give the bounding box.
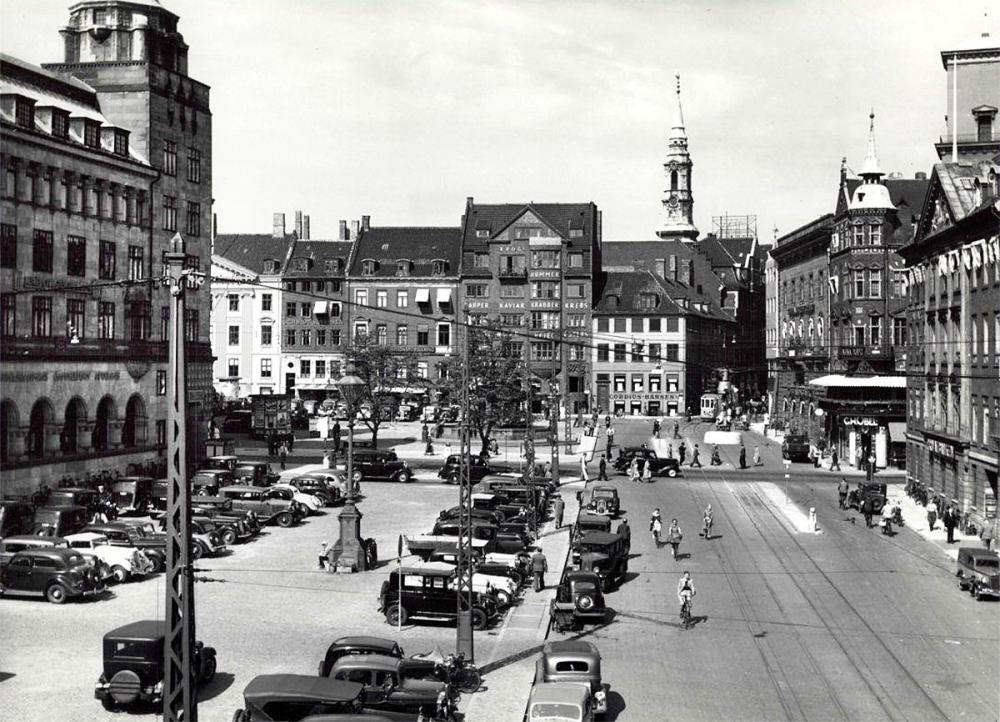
[534,640,608,717]
[205,455,240,472]
[193,515,250,546]
[191,497,262,536]
[234,461,280,487]
[395,403,419,422]
[570,531,629,593]
[781,434,811,463]
[318,636,403,678]
[847,481,888,514]
[436,455,512,484]
[431,519,529,555]
[527,681,596,722]
[146,518,226,559]
[48,487,101,513]
[575,513,612,535]
[65,532,154,583]
[288,476,341,506]
[0,500,35,538]
[327,654,457,717]
[31,505,90,537]
[191,469,236,496]
[233,674,367,720]
[956,547,1000,600]
[583,486,621,517]
[110,477,154,516]
[94,620,216,710]
[0,534,69,567]
[351,451,412,484]
[612,448,681,478]
[82,523,166,573]
[549,571,607,632]
[0,547,105,603]
[219,485,303,527]
[268,484,324,515]
[378,564,499,629]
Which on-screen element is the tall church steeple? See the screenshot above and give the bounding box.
[656,74,699,242]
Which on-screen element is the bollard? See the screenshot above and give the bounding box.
[809,507,817,533]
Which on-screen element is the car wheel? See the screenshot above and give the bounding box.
[46,584,68,604]
[575,593,595,611]
[201,656,217,683]
[100,695,116,711]
[449,473,460,484]
[192,542,204,560]
[494,589,511,607]
[471,607,488,630]
[221,528,237,546]
[111,565,129,584]
[601,576,611,593]
[396,470,411,483]
[667,468,678,478]
[276,512,293,528]
[385,603,407,626]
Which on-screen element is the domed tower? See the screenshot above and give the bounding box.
[656,74,699,242]
[849,111,895,214]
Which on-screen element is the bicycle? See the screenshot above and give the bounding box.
[679,596,693,629]
[442,653,481,694]
[701,517,713,539]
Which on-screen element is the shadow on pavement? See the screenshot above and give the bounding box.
[604,691,627,720]
[198,672,236,702]
[0,672,14,683]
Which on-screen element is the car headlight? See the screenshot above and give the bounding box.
[595,689,607,702]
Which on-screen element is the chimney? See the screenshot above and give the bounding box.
[668,254,677,281]
[272,213,286,239]
[361,215,370,232]
[466,196,474,209]
[302,215,311,240]
[338,220,347,241]
[654,258,666,278]
[350,220,360,240]
[294,210,303,239]
[915,171,927,180]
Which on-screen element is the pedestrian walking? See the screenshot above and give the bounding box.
[552,495,565,528]
[425,439,435,455]
[279,442,288,471]
[530,547,548,591]
[667,443,674,459]
[880,504,894,536]
[575,411,583,428]
[605,415,612,429]
[830,447,840,471]
[318,541,329,570]
[421,422,429,443]
[598,454,609,481]
[650,509,662,547]
[866,453,875,482]
[980,517,996,550]
[629,457,640,483]
[678,442,687,466]
[673,421,681,440]
[927,499,939,531]
[944,505,958,543]
[861,497,874,528]
[286,433,295,452]
[642,459,652,483]
[690,444,702,467]
[653,419,661,438]
[332,422,342,454]
[837,478,849,509]
[753,445,762,467]
[579,454,589,482]
[710,445,723,466]
[667,519,683,559]
[739,444,747,469]
[607,425,616,448]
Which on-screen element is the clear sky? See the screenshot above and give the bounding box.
[2,1,996,242]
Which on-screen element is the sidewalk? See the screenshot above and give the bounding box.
[462,475,585,721]
[892,489,983,562]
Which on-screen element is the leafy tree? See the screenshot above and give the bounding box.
[346,333,423,447]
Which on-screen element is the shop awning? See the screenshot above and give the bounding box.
[415,288,430,304]
[313,301,328,315]
[437,288,452,304]
[808,375,906,389]
[887,422,907,439]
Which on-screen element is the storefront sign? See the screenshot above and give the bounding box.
[926,438,956,459]
[842,416,879,427]
[564,301,589,310]
[466,301,489,309]
[0,371,49,383]
[529,269,560,279]
[609,393,683,401]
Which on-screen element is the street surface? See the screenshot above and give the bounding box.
[0,418,996,721]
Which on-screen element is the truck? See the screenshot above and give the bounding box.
[249,394,291,439]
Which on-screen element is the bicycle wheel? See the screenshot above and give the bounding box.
[458,666,482,693]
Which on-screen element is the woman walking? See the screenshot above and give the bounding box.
[650,509,662,547]
[641,459,653,483]
[667,518,683,560]
[629,456,640,483]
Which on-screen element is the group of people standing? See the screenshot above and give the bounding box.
[649,505,714,559]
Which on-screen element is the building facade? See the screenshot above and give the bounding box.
[1,54,162,495]
[935,39,1000,162]
[459,199,601,415]
[764,249,779,416]
[656,76,699,242]
[901,160,999,531]
[47,0,215,464]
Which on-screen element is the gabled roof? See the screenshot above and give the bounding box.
[461,201,598,248]
[347,227,462,278]
[284,239,354,278]
[213,234,295,276]
[912,159,999,244]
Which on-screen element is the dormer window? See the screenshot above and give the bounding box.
[263,259,277,274]
[396,259,411,276]
[113,129,129,157]
[432,260,446,275]
[15,97,35,129]
[361,259,378,276]
[476,229,489,238]
[605,295,619,309]
[51,110,69,140]
[83,120,100,149]
[293,257,310,272]
[637,293,659,310]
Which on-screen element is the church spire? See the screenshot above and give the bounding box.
[673,74,686,133]
[656,73,699,242]
[859,109,883,181]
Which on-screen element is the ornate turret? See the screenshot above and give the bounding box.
[850,111,895,211]
[656,74,699,242]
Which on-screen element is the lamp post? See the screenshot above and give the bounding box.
[330,364,367,571]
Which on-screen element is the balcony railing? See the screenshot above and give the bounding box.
[498,268,527,280]
[936,133,997,145]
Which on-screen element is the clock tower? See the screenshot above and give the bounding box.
[656,75,699,242]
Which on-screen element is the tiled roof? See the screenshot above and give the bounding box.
[285,240,354,278]
[461,202,598,247]
[348,227,462,278]
[839,176,930,244]
[912,159,999,243]
[213,234,295,276]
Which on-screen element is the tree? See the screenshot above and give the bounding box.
[346,333,423,448]
[439,323,526,456]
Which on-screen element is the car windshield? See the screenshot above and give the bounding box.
[530,702,581,719]
[573,580,598,592]
[976,558,999,570]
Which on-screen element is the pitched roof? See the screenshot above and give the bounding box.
[348,227,462,278]
[461,202,598,248]
[284,239,354,278]
[213,234,295,276]
[912,159,999,243]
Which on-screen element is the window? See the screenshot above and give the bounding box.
[329,302,341,318]
[854,324,866,346]
[376,290,388,308]
[870,224,882,246]
[396,325,408,346]
[228,294,239,312]
[853,225,863,246]
[466,284,488,298]
[315,360,326,378]
[162,195,177,231]
[395,260,411,276]
[162,140,177,176]
[631,375,644,392]
[649,318,662,332]
[853,270,865,298]
[565,284,585,299]
[868,269,881,298]
[227,325,239,345]
[301,302,311,318]
[227,358,240,378]
[261,359,273,377]
[471,252,489,268]
[286,329,296,346]
[1,224,15,268]
[568,314,586,328]
[33,230,53,273]
[354,322,368,341]
[437,323,451,347]
[316,329,326,346]
[613,318,626,333]
[532,250,559,268]
[61,235,85,277]
[127,245,144,280]
[331,329,341,346]
[301,329,311,346]
[630,343,643,362]
[869,317,882,346]
[500,284,524,298]
[597,344,609,361]
[630,318,643,332]
[125,301,150,340]
[515,227,542,239]
[300,360,311,377]
[52,110,69,139]
[261,324,272,346]
[356,289,368,306]
[362,260,377,276]
[31,296,52,337]
[187,147,201,183]
[531,341,554,360]
[98,240,116,279]
[892,271,906,298]
[649,374,661,392]
[666,375,679,392]
[285,301,298,318]
[648,343,661,362]
[186,202,200,236]
[530,311,559,329]
[665,344,679,361]
[184,309,198,342]
[568,252,583,268]
[396,290,408,307]
[613,374,626,392]
[1,294,15,336]
[432,260,446,275]
[153,369,166,395]
[15,98,34,128]
[98,302,115,339]
[893,317,907,347]
[501,313,524,327]
[417,327,429,345]
[260,293,272,311]
[67,299,84,338]
[613,344,626,362]
[531,281,559,299]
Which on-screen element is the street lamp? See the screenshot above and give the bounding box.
[329,364,367,572]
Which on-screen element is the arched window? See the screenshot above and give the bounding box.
[670,170,678,191]
[1,400,19,464]
[123,394,147,447]
[93,396,117,452]
[62,397,87,454]
[28,399,55,458]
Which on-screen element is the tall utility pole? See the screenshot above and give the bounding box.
[455,322,474,659]
[523,337,536,535]
[163,233,197,722]
[550,328,561,487]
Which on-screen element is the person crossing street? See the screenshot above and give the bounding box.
[690,444,702,467]
[598,454,609,481]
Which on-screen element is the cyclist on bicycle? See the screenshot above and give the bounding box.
[677,571,695,618]
[702,505,714,538]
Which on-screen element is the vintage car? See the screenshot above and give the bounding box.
[0,500,36,537]
[192,469,236,496]
[94,620,216,710]
[781,434,812,462]
[0,534,69,567]
[549,571,607,632]
[427,550,528,589]
[66,532,154,583]
[82,523,166,573]
[148,518,227,559]
[351,451,412,484]
[318,636,403,678]
[31,505,90,537]
[48,487,101,513]
[436,454,512,484]
[205,454,240,472]
[0,547,105,603]
[575,512,613,535]
[288,475,342,506]
[194,514,251,546]
[219,485,304,527]
[233,674,367,720]
[437,505,505,526]
[535,640,608,717]
[584,486,621,517]
[328,654,457,717]
[847,481,888,514]
[269,484,325,515]
[431,518,529,555]
[571,531,629,592]
[378,564,499,629]
[408,559,518,608]
[110,477,154,516]
[191,498,261,538]
[956,547,1000,600]
[234,461,281,487]
[527,681,596,722]
[613,448,681,478]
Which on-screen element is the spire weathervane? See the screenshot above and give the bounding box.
[675,73,685,129]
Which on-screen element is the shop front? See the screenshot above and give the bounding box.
[608,392,684,417]
[824,409,906,470]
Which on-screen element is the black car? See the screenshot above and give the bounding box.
[436,454,512,484]
[613,447,682,478]
[0,547,105,603]
[549,570,607,631]
[234,675,368,721]
[82,523,166,573]
[378,563,499,629]
[191,469,236,496]
[782,435,811,462]
[351,451,412,484]
[431,519,529,554]
[571,531,629,592]
[31,505,91,537]
[0,500,35,537]
[95,620,216,710]
[288,476,341,506]
[318,636,403,677]
[233,462,280,487]
[48,487,101,514]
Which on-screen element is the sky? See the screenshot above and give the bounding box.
[1,0,997,243]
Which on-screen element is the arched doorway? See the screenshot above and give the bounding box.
[92,396,116,452]
[62,397,87,454]
[1,400,19,464]
[28,399,54,459]
[123,394,147,448]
